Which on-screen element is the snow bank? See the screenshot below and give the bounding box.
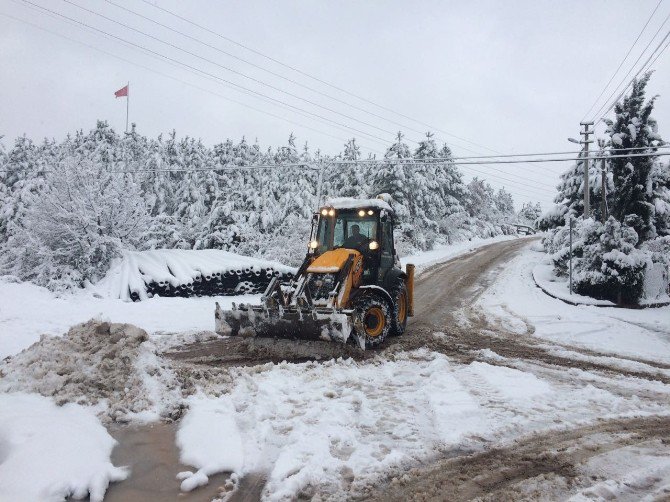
[0,320,181,422]
[95,249,295,301]
[0,393,128,501]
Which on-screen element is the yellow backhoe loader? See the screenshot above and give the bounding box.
[215,197,414,349]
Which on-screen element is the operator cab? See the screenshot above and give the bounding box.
[308,198,397,283]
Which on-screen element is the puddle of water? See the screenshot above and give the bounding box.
[104,422,236,502]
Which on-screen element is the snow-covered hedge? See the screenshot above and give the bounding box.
[543,217,669,304]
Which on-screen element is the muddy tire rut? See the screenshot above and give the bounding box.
[365,415,670,501]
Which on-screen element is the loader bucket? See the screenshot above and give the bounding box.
[215,302,358,346]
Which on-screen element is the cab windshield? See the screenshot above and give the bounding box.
[315,212,377,252]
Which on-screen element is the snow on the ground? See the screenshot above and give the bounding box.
[175,393,244,492]
[175,349,666,500]
[400,234,517,273]
[532,261,616,306]
[0,276,258,359]
[0,235,516,360]
[569,440,670,501]
[0,393,128,502]
[476,246,670,364]
[0,320,182,422]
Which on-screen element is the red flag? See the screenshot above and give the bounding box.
[114,85,128,98]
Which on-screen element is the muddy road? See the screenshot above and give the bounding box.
[108,237,670,501]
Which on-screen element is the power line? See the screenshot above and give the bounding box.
[5,151,668,173]
[0,10,386,155]
[34,0,563,187]
[590,11,670,122]
[138,0,505,156]
[103,0,466,149]
[593,27,670,123]
[60,0,423,146]
[18,0,398,146]
[134,0,580,190]
[582,0,663,121]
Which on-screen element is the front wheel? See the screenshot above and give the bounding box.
[389,283,408,337]
[352,293,391,349]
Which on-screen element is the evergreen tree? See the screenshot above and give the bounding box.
[604,72,663,242]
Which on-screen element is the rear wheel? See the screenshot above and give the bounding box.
[389,282,408,337]
[352,293,391,349]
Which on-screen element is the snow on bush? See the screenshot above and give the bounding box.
[0,320,182,422]
[546,218,651,304]
[0,393,128,502]
[0,156,149,290]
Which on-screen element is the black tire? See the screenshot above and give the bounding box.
[352,293,391,349]
[389,282,409,337]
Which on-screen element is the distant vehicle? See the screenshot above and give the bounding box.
[513,224,536,235]
[215,197,415,349]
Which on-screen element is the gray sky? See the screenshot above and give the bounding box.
[1,0,669,209]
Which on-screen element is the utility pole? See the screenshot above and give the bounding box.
[600,157,608,223]
[580,121,594,218]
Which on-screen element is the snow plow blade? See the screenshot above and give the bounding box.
[214,302,357,346]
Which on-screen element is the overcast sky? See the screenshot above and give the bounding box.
[1,0,669,209]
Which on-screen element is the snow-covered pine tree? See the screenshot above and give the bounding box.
[465,177,497,221]
[494,188,515,221]
[537,149,604,230]
[651,159,670,236]
[604,72,663,242]
[0,136,46,247]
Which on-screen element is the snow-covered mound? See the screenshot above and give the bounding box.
[0,320,182,422]
[94,249,296,301]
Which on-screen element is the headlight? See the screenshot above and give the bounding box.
[367,210,374,215]
[320,208,328,216]
[309,240,319,249]
[369,240,379,250]
[358,209,366,217]
[328,208,335,216]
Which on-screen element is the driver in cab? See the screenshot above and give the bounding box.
[343,224,369,250]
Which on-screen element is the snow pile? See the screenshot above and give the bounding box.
[95,249,295,301]
[0,320,181,422]
[0,393,128,501]
[174,349,657,500]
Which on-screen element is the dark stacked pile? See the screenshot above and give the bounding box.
[128,267,294,302]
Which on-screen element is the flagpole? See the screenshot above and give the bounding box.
[125,81,129,134]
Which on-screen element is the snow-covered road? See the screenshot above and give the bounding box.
[1,236,669,501]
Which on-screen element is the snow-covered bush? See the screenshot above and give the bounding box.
[548,218,649,304]
[0,158,149,289]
